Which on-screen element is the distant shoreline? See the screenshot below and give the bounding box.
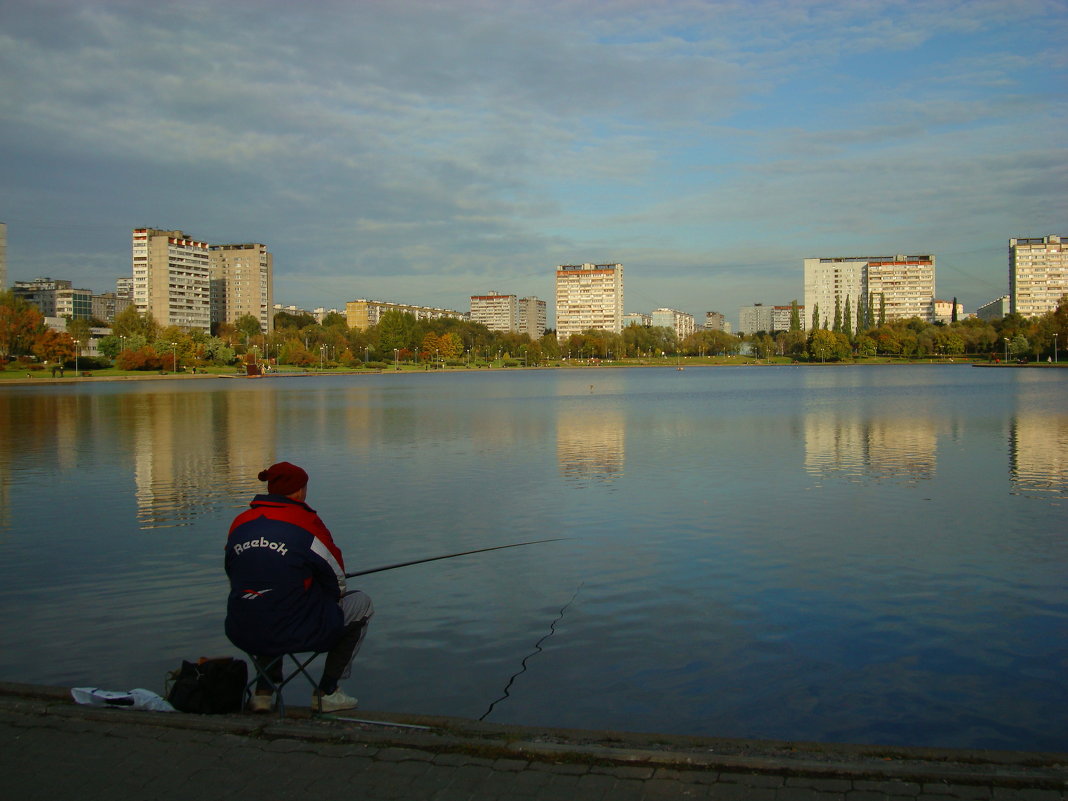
[4,359,1063,387]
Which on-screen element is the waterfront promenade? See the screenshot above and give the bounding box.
[2,683,1064,800]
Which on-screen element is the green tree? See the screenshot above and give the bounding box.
[377,310,418,353]
[843,296,852,339]
[235,314,263,340]
[832,295,842,333]
[273,310,316,330]
[811,303,820,331]
[111,305,160,341]
[789,300,800,332]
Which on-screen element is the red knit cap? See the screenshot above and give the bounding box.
[258,461,309,496]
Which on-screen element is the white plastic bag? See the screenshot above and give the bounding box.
[70,687,176,712]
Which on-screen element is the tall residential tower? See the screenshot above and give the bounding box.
[209,242,274,333]
[132,228,211,331]
[554,263,624,341]
[1010,236,1067,317]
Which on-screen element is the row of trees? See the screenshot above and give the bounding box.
[4,288,1066,371]
[742,296,1068,362]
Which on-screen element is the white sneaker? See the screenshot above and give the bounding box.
[248,692,273,713]
[314,688,358,713]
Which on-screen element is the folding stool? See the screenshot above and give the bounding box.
[244,651,324,718]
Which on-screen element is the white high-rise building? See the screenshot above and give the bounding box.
[804,254,936,326]
[651,308,695,341]
[132,228,211,331]
[209,242,274,333]
[470,292,518,333]
[865,256,935,322]
[1010,235,1067,317]
[555,263,624,341]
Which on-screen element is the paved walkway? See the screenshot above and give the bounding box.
[2,684,1064,800]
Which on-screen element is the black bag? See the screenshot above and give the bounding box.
[166,657,247,714]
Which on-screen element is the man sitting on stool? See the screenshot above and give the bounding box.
[225,461,373,713]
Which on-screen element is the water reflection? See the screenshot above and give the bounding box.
[2,369,1067,751]
[804,414,938,485]
[128,389,276,529]
[557,408,625,487]
[1010,414,1068,499]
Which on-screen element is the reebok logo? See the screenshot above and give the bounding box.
[241,589,273,600]
[233,537,288,557]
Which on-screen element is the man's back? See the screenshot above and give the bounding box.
[225,494,345,656]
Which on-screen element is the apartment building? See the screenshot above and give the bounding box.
[1010,235,1067,317]
[132,228,211,331]
[13,278,73,316]
[771,304,805,332]
[209,242,273,333]
[804,254,936,326]
[623,312,652,328]
[738,304,773,335]
[976,296,1009,321]
[704,311,726,331]
[651,308,696,341]
[554,263,624,341]
[933,299,964,324]
[866,256,936,322]
[92,292,132,323]
[518,296,547,339]
[470,292,518,333]
[116,276,133,299]
[345,298,466,331]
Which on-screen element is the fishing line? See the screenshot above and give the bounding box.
[479,582,583,722]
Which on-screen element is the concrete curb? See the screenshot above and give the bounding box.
[2,682,1064,791]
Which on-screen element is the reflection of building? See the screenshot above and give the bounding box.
[210,242,274,333]
[557,408,625,485]
[1010,414,1068,498]
[804,413,937,483]
[1010,235,1067,318]
[555,263,624,340]
[130,390,275,528]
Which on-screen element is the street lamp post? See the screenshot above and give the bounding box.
[394,348,399,370]
[171,342,177,372]
[1054,333,1058,364]
[320,344,325,371]
[1004,337,1009,363]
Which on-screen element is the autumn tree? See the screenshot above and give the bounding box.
[0,290,46,361]
[32,328,76,365]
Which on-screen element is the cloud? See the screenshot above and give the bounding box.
[0,0,1065,321]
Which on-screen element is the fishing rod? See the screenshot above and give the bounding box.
[344,537,567,579]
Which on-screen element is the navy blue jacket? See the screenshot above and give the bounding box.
[224,495,346,656]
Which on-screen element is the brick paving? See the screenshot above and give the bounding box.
[1,684,1064,801]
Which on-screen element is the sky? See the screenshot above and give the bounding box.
[1,0,1065,329]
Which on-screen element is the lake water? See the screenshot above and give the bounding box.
[1,365,1065,751]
